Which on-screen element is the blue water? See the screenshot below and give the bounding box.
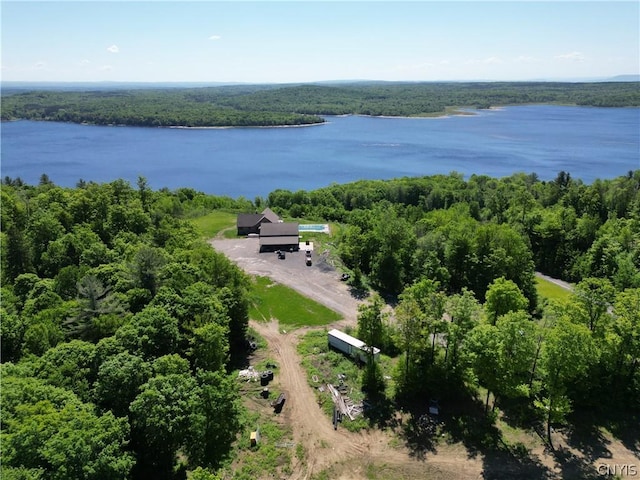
[298,224,329,232]
[2,105,638,198]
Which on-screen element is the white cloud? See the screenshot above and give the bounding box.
[79,59,90,65]
[465,57,503,65]
[514,55,539,63]
[555,51,585,62]
[107,45,119,54]
[208,35,222,41]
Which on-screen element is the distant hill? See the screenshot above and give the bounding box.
[608,74,640,82]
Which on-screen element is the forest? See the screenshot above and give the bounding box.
[1,169,639,478]
[1,177,255,479]
[2,81,639,127]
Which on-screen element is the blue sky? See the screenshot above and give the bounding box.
[2,1,638,83]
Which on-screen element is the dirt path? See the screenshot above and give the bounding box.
[251,319,486,480]
[251,320,387,478]
[535,271,574,292]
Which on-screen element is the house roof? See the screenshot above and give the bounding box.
[259,222,299,237]
[259,236,300,246]
[237,213,265,228]
[261,207,280,224]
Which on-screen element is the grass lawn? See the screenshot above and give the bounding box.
[536,276,572,302]
[189,210,238,238]
[249,276,342,328]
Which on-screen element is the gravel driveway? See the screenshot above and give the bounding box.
[209,237,363,324]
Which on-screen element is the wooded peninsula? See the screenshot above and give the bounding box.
[2,81,639,127]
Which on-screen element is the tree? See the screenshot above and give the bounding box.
[357,294,386,353]
[129,373,199,478]
[573,277,615,335]
[188,370,241,468]
[1,372,133,480]
[403,279,447,366]
[64,275,124,341]
[137,175,152,212]
[190,322,229,372]
[1,310,26,363]
[443,288,481,374]
[27,211,65,275]
[609,288,640,404]
[34,340,97,403]
[536,317,595,449]
[94,352,151,417]
[493,311,537,401]
[129,246,167,296]
[484,277,528,325]
[2,225,33,281]
[357,294,387,395]
[115,305,180,359]
[394,295,422,381]
[466,323,501,411]
[369,209,417,294]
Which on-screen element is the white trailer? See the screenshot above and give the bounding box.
[327,329,380,363]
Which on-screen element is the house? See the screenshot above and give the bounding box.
[261,207,280,224]
[327,329,380,363]
[259,222,300,252]
[236,207,281,236]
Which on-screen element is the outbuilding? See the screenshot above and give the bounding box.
[259,222,300,252]
[327,329,380,363]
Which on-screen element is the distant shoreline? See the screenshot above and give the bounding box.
[167,122,325,130]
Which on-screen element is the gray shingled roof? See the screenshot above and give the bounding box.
[261,207,281,224]
[237,213,265,228]
[259,222,299,237]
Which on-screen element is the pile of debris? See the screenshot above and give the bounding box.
[326,383,363,420]
[238,366,261,382]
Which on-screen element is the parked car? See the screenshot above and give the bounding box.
[340,273,350,281]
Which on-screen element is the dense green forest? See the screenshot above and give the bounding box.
[266,170,640,295]
[2,81,639,127]
[1,170,639,478]
[1,177,255,479]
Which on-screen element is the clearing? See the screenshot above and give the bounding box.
[212,238,639,479]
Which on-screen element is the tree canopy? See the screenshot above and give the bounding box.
[3,81,638,127]
[1,178,251,479]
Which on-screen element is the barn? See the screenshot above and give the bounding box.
[327,329,380,363]
[258,222,300,252]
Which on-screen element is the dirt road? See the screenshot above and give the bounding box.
[535,272,574,292]
[252,320,484,480]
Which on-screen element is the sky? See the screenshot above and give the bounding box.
[1,1,639,83]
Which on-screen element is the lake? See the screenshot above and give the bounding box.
[2,105,639,198]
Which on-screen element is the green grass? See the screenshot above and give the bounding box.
[189,210,238,238]
[536,276,573,302]
[221,408,294,480]
[297,330,397,432]
[249,276,342,328]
